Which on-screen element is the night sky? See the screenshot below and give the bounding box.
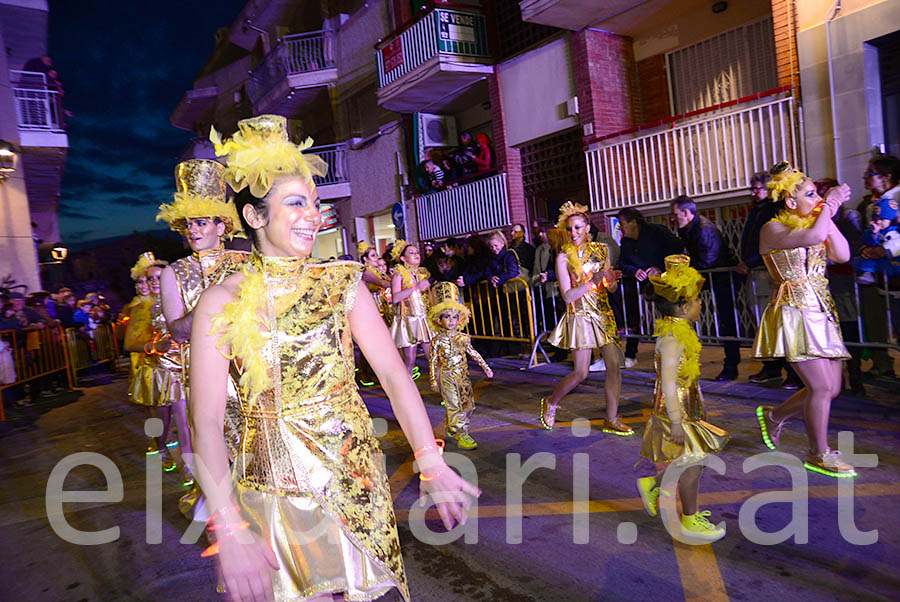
[49,1,245,244]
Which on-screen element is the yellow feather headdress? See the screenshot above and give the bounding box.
[390,239,410,262]
[767,161,807,202]
[155,159,244,240]
[428,281,470,329]
[649,254,705,303]
[210,114,328,199]
[556,201,591,230]
[357,240,372,258]
[130,251,168,281]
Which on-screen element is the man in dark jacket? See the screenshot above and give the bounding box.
[672,195,741,381]
[509,223,535,277]
[616,207,683,364]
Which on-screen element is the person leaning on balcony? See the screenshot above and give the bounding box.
[736,171,801,389]
[671,196,741,382]
[616,207,683,366]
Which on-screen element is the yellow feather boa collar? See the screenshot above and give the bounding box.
[771,208,818,231]
[394,264,429,288]
[654,316,701,385]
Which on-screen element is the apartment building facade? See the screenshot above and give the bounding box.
[0,0,68,292]
[171,0,900,254]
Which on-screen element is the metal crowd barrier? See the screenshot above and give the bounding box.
[65,323,120,383]
[527,266,900,367]
[0,326,72,420]
[460,277,536,347]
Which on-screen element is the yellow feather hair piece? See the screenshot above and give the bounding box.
[209,267,271,407]
[390,239,409,262]
[210,115,328,199]
[357,240,372,257]
[155,192,245,239]
[767,161,806,202]
[130,252,168,281]
[654,317,701,384]
[556,201,591,230]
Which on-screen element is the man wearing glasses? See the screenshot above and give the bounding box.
[736,171,801,388]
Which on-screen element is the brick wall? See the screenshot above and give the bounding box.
[488,68,527,227]
[636,54,670,123]
[570,29,639,142]
[771,0,799,90]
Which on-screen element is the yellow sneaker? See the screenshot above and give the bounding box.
[455,434,478,450]
[680,511,725,542]
[804,450,857,478]
[636,477,660,517]
[602,417,634,436]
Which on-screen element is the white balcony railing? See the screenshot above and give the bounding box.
[376,6,490,88]
[247,30,336,105]
[310,143,349,186]
[10,70,64,132]
[416,172,510,240]
[586,93,798,212]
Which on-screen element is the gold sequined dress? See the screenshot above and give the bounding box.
[752,244,850,362]
[364,266,393,327]
[124,294,168,407]
[390,266,432,348]
[548,242,620,349]
[148,300,184,406]
[226,253,408,602]
[429,330,490,437]
[641,323,730,464]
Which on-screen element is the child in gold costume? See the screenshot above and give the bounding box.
[190,115,478,602]
[753,161,857,478]
[390,240,433,377]
[541,202,633,435]
[428,282,493,450]
[357,241,392,386]
[637,254,730,543]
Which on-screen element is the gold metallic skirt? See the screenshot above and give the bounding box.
[547,312,619,350]
[231,483,400,602]
[128,353,173,407]
[640,415,730,465]
[390,314,433,348]
[753,304,849,363]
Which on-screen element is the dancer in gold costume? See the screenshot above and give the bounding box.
[357,241,392,386]
[540,202,633,435]
[390,240,433,376]
[190,115,478,602]
[156,158,249,497]
[753,162,857,478]
[637,255,730,542]
[123,252,177,469]
[428,282,493,450]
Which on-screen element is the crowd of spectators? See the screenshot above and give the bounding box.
[418,131,495,192]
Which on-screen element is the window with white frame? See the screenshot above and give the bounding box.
[666,16,778,115]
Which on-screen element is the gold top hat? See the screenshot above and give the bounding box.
[155,159,244,239]
[649,254,705,303]
[210,114,329,198]
[556,201,590,229]
[428,281,470,329]
[130,251,168,281]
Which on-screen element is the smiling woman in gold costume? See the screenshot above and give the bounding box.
[753,161,857,478]
[189,115,479,602]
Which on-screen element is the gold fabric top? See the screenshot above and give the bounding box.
[123,295,156,351]
[563,242,615,316]
[171,246,250,315]
[429,331,490,384]
[150,298,182,370]
[395,266,430,318]
[228,253,408,596]
[652,342,703,423]
[762,244,838,321]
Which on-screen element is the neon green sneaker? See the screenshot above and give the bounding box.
[804,450,858,478]
[680,511,725,542]
[636,476,660,517]
[456,434,478,450]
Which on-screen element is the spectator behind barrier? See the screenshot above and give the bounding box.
[457,230,520,288]
[854,197,900,285]
[509,223,535,279]
[859,155,900,227]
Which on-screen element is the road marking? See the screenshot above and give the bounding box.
[674,542,729,601]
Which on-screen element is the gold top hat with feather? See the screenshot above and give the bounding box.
[155,159,244,239]
[428,281,470,329]
[130,251,168,281]
[649,254,705,303]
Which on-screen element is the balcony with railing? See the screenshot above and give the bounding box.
[247,30,337,115]
[415,171,510,240]
[10,70,68,148]
[375,3,493,114]
[585,87,798,214]
[310,143,351,201]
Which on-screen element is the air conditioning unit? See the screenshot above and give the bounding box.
[416,113,458,161]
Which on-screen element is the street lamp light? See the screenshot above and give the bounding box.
[0,139,18,183]
[51,246,68,261]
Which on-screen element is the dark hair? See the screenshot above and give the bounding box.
[870,155,900,187]
[234,187,269,245]
[749,171,771,187]
[671,195,697,214]
[814,178,839,199]
[616,207,646,225]
[641,282,687,317]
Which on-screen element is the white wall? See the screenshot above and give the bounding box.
[497,37,577,147]
[796,1,900,200]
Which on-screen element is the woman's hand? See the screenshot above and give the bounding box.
[490,275,500,287]
[670,422,685,445]
[539,272,548,283]
[217,528,279,602]
[455,276,465,287]
[417,279,431,291]
[418,462,482,530]
[823,183,851,214]
[155,336,173,354]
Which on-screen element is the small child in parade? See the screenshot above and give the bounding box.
[390,240,433,377]
[637,255,730,542]
[428,282,493,450]
[853,197,900,284]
